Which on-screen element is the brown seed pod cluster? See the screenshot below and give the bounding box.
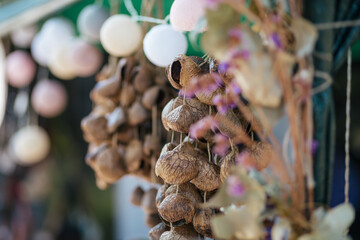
[154,55,272,239]
[81,57,174,188]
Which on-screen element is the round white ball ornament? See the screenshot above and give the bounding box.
[5,50,36,88]
[100,14,142,56]
[77,4,109,43]
[143,24,188,67]
[10,24,38,48]
[11,126,50,165]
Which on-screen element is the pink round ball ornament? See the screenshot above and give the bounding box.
[6,50,36,88]
[170,0,206,32]
[31,80,67,118]
[68,39,103,77]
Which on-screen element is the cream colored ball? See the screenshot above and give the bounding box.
[100,14,142,56]
[48,43,76,80]
[11,126,50,165]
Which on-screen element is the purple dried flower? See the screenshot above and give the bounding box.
[228,28,243,41]
[227,176,245,197]
[218,62,230,74]
[212,134,230,156]
[270,32,282,49]
[311,140,318,156]
[189,116,218,139]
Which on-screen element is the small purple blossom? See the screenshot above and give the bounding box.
[218,62,230,74]
[212,134,230,156]
[228,28,243,41]
[189,116,218,139]
[227,81,242,95]
[227,176,245,197]
[311,140,318,156]
[270,32,282,49]
[231,48,250,60]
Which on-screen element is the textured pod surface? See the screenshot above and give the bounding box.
[81,115,110,142]
[160,224,199,240]
[125,139,143,172]
[158,193,195,224]
[243,142,272,171]
[144,134,162,156]
[141,187,158,214]
[156,184,169,208]
[191,159,221,192]
[220,148,238,182]
[119,83,136,108]
[155,144,199,185]
[91,147,126,183]
[106,107,126,133]
[166,55,202,89]
[93,76,120,97]
[133,67,153,93]
[215,109,246,138]
[149,222,169,240]
[161,97,182,131]
[130,186,144,206]
[159,142,177,157]
[165,183,202,207]
[128,101,149,126]
[193,208,216,238]
[195,86,225,106]
[146,213,162,228]
[142,86,166,110]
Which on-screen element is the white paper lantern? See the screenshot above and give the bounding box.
[143,24,188,67]
[11,126,50,165]
[31,80,67,117]
[10,24,38,48]
[41,18,75,42]
[78,4,109,43]
[48,43,76,80]
[170,0,206,32]
[100,14,142,57]
[68,39,103,77]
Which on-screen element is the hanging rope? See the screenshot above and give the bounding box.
[344,49,351,204]
[124,0,169,24]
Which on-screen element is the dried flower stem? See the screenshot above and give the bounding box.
[345,49,351,204]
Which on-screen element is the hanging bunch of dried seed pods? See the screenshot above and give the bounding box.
[81,57,174,189]
[153,54,272,239]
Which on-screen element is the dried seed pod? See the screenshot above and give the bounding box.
[192,208,216,238]
[149,222,170,240]
[146,213,162,228]
[133,67,153,93]
[166,55,202,89]
[158,193,195,225]
[142,86,166,110]
[156,184,169,208]
[86,143,108,165]
[90,147,126,183]
[155,143,199,185]
[159,142,177,157]
[220,148,238,182]
[189,56,209,73]
[191,159,221,192]
[160,224,199,240]
[124,139,143,172]
[93,76,121,97]
[194,74,225,105]
[155,76,168,86]
[241,142,272,171]
[215,109,246,138]
[81,115,110,142]
[166,98,208,133]
[95,175,108,190]
[119,83,136,108]
[106,107,126,133]
[118,57,137,82]
[90,90,117,110]
[128,101,149,126]
[143,134,162,156]
[161,97,182,131]
[117,125,134,144]
[130,186,145,206]
[165,183,202,207]
[142,187,158,214]
[91,105,111,116]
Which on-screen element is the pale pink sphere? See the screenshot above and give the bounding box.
[170,0,206,32]
[68,39,103,77]
[6,51,36,88]
[31,80,67,118]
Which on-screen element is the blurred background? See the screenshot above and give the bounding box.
[0,0,359,239]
